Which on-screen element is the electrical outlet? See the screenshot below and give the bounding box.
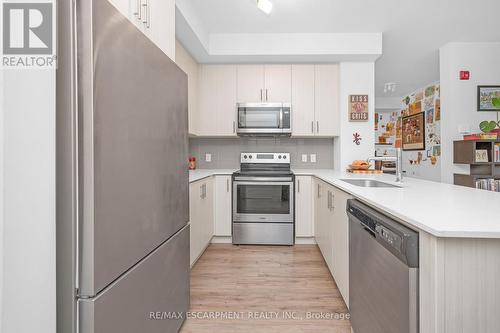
[301,154,308,162]
[310,154,316,163]
[205,153,212,162]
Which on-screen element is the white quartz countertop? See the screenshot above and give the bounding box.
[189,169,236,183]
[190,168,500,238]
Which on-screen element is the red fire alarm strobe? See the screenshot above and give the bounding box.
[460,70,470,80]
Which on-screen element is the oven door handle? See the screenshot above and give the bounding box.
[233,177,293,182]
[233,181,294,186]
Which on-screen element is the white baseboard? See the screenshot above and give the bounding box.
[294,237,317,245]
[210,236,232,244]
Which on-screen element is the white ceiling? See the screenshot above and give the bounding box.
[177,0,500,98]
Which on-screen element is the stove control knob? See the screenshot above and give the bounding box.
[249,155,252,159]
[278,155,282,159]
[283,155,287,159]
[244,155,247,159]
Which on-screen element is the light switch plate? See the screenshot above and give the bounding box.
[205,153,212,162]
[301,154,308,162]
[310,154,316,163]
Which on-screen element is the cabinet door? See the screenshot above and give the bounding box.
[215,66,238,136]
[291,65,315,136]
[108,0,132,19]
[314,64,339,136]
[189,181,202,266]
[313,179,325,255]
[295,176,313,237]
[143,0,175,59]
[264,65,291,103]
[214,176,232,236]
[198,66,219,136]
[202,178,214,244]
[237,65,265,102]
[331,187,352,307]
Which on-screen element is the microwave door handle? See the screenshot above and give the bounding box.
[279,109,283,129]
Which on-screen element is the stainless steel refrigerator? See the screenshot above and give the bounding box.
[56,1,189,332]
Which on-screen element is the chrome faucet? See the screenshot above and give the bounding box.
[367,148,403,182]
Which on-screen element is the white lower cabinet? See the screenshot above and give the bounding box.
[214,176,232,236]
[295,176,314,237]
[314,178,334,272]
[313,177,351,307]
[330,186,352,307]
[189,177,214,266]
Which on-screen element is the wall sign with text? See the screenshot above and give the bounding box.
[349,95,369,121]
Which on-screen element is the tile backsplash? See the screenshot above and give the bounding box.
[189,137,334,169]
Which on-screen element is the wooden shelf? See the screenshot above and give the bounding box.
[454,140,500,189]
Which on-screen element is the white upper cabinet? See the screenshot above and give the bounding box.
[237,65,265,103]
[108,0,131,18]
[264,65,292,103]
[216,66,238,136]
[108,0,175,60]
[192,63,339,137]
[199,65,238,136]
[315,64,340,136]
[291,65,315,136]
[198,66,219,136]
[237,65,291,103]
[146,0,175,59]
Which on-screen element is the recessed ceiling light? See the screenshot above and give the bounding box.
[257,0,273,15]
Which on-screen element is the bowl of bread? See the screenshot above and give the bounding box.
[349,160,371,170]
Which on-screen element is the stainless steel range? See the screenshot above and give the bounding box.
[232,153,295,245]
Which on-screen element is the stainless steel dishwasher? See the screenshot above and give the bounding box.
[347,199,419,333]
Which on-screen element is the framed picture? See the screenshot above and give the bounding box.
[477,86,500,111]
[349,95,369,121]
[402,112,426,151]
[475,149,489,163]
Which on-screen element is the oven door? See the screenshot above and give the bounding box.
[233,178,294,223]
[236,103,291,135]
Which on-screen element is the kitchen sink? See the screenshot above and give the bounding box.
[340,179,401,188]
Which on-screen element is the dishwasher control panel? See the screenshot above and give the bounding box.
[376,225,402,252]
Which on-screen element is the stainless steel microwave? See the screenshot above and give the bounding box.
[236,103,291,136]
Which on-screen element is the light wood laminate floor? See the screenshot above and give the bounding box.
[180,244,351,333]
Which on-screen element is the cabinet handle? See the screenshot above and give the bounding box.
[331,193,335,210]
[233,121,235,133]
[260,89,263,102]
[146,1,150,28]
[317,184,320,198]
[316,121,319,133]
[200,184,203,198]
[311,121,314,134]
[297,179,300,193]
[226,178,230,192]
[133,0,141,18]
[327,191,330,210]
[265,89,268,101]
[141,1,147,24]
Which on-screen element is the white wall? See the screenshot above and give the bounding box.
[175,40,199,135]
[1,68,56,333]
[335,62,376,171]
[440,42,500,183]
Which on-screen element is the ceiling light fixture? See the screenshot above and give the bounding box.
[257,0,273,15]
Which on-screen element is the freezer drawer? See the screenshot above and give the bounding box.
[79,226,190,333]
